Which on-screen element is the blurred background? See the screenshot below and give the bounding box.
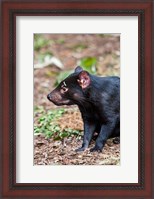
[34,34,120,165]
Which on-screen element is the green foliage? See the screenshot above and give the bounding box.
[54,57,97,86]
[79,57,97,74]
[34,105,45,113]
[56,38,65,44]
[54,128,82,140]
[34,107,82,139]
[34,108,65,136]
[34,34,53,51]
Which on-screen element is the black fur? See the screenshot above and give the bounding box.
[47,66,120,152]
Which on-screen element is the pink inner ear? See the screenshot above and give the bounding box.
[79,71,90,88]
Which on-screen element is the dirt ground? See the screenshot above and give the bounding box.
[34,34,120,165]
[34,134,120,165]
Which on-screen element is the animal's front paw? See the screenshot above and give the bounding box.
[90,146,102,152]
[75,146,86,152]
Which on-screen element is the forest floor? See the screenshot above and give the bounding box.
[34,34,120,165]
[34,133,120,165]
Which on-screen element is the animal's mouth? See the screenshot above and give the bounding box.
[47,93,72,106]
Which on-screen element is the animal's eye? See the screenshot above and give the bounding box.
[60,85,68,93]
[60,81,68,93]
[62,87,68,92]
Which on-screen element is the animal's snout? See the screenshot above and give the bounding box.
[47,93,55,101]
[47,91,62,104]
[47,93,51,100]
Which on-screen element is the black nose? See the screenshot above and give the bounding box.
[47,94,51,100]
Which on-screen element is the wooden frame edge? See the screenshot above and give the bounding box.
[1,0,153,198]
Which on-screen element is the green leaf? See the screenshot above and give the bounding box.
[34,107,83,140]
[34,34,53,51]
[60,132,69,138]
[79,57,97,74]
[54,136,61,141]
[46,131,54,137]
[34,128,40,134]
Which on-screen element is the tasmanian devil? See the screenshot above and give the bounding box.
[47,66,120,152]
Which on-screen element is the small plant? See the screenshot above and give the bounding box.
[34,34,53,51]
[54,128,82,140]
[34,107,82,139]
[79,57,97,74]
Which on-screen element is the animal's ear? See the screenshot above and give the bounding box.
[74,66,83,73]
[77,71,91,89]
